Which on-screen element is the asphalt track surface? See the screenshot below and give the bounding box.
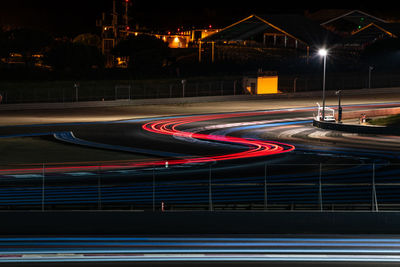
[1,102,400,265]
[0,102,399,210]
[2,235,400,266]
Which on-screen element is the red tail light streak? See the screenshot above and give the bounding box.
[141,112,295,164]
[0,112,295,175]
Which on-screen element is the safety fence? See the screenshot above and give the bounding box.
[2,71,400,104]
[278,71,400,93]
[0,162,398,212]
[0,79,244,104]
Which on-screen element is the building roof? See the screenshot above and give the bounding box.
[320,10,387,26]
[354,23,399,37]
[306,9,354,24]
[202,15,270,42]
[202,14,338,47]
[344,22,400,45]
[379,23,400,37]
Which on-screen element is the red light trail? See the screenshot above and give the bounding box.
[0,112,295,175]
[141,112,295,164]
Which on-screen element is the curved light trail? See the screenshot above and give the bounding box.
[0,111,295,175]
[0,103,399,209]
[141,112,295,165]
[2,101,400,175]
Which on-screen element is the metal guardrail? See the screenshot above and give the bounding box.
[0,162,398,212]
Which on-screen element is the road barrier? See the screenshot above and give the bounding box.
[313,115,400,135]
[313,119,400,135]
[2,211,400,235]
[0,162,398,212]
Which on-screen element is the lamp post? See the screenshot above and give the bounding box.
[319,48,328,121]
[336,90,342,123]
[368,66,374,89]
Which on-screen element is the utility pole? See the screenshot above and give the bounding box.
[368,66,374,89]
[336,90,342,123]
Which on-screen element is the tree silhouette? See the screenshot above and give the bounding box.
[112,34,170,74]
[45,40,104,73]
[6,28,52,67]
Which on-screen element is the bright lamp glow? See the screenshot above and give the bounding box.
[318,48,328,57]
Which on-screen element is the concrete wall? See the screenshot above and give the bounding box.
[337,107,400,120]
[2,211,400,235]
[313,119,400,135]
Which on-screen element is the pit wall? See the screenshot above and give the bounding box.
[314,106,400,135]
[1,211,400,235]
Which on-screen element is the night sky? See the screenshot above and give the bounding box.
[0,0,398,37]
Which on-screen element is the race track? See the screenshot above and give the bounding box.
[2,235,400,265]
[0,102,399,210]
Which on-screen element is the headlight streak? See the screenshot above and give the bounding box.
[3,236,400,263]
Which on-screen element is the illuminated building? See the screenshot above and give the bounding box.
[96,0,221,67]
[95,5,400,68]
[200,14,337,64]
[309,10,400,49]
[199,11,400,64]
[243,71,279,95]
[153,32,191,49]
[310,10,389,36]
[191,28,220,42]
[344,22,400,49]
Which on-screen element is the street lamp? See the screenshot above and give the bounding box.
[318,48,328,121]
